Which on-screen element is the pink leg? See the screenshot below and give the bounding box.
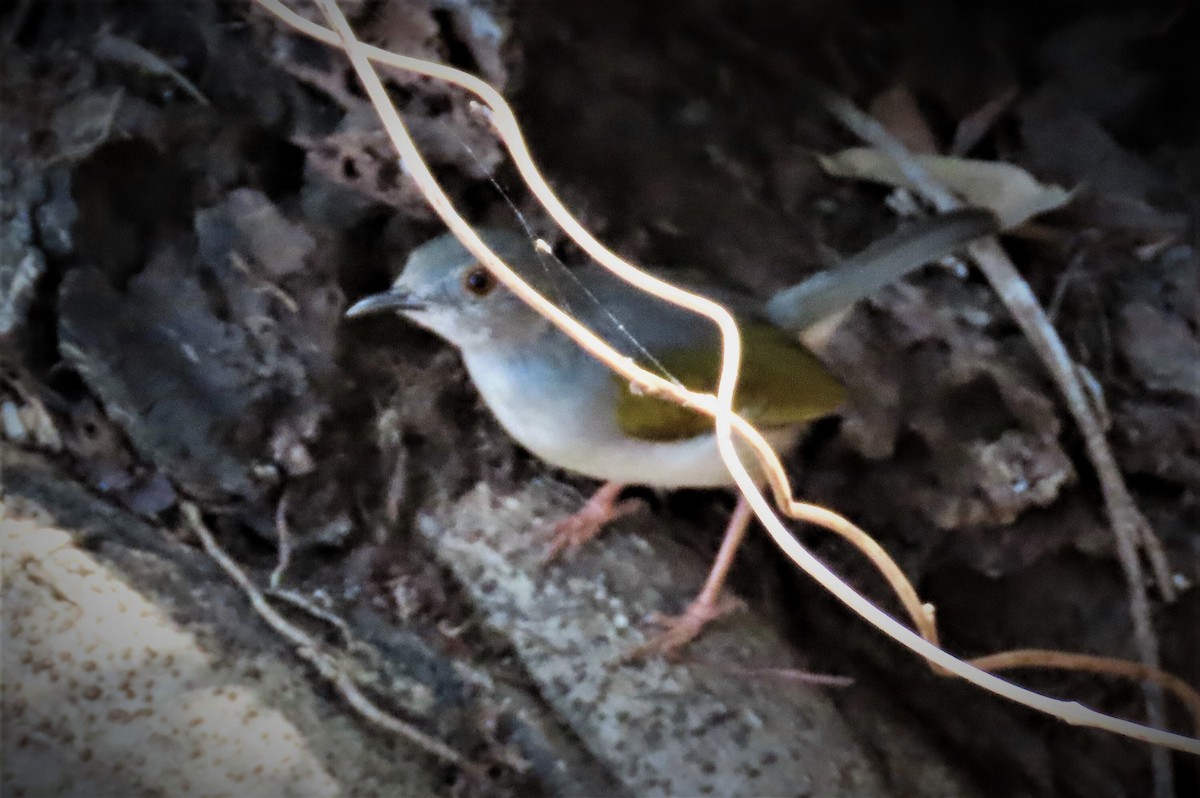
[544,481,642,562]
[631,496,753,659]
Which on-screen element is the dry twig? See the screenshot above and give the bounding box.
[812,85,1179,793]
[181,502,473,771]
[94,27,210,106]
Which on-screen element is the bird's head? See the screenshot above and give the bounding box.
[346,228,549,350]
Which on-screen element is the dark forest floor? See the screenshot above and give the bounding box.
[2,1,1198,796]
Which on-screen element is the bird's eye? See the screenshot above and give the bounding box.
[462,266,497,297]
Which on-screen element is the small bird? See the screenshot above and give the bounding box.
[348,210,997,655]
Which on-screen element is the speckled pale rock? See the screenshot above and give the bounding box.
[1,512,346,796]
[0,480,447,798]
[419,481,970,797]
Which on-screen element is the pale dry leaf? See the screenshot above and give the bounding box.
[818,148,1073,228]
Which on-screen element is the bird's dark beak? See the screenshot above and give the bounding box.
[345,289,427,318]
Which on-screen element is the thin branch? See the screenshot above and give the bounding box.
[971,649,1200,738]
[814,84,1179,794]
[181,503,473,770]
[269,490,293,590]
[94,27,210,106]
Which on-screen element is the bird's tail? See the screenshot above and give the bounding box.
[765,208,999,336]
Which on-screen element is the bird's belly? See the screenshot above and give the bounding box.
[520,420,799,489]
[463,348,796,488]
[548,431,769,488]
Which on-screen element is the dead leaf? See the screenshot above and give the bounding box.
[1119,302,1200,400]
[818,148,1073,228]
[868,84,940,155]
[951,87,1018,156]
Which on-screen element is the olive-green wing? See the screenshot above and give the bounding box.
[614,323,846,442]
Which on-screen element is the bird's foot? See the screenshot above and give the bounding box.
[627,592,746,661]
[542,482,641,563]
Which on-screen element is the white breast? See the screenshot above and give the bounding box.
[462,345,799,489]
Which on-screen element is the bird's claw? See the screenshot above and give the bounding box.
[541,496,642,563]
[627,593,746,661]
